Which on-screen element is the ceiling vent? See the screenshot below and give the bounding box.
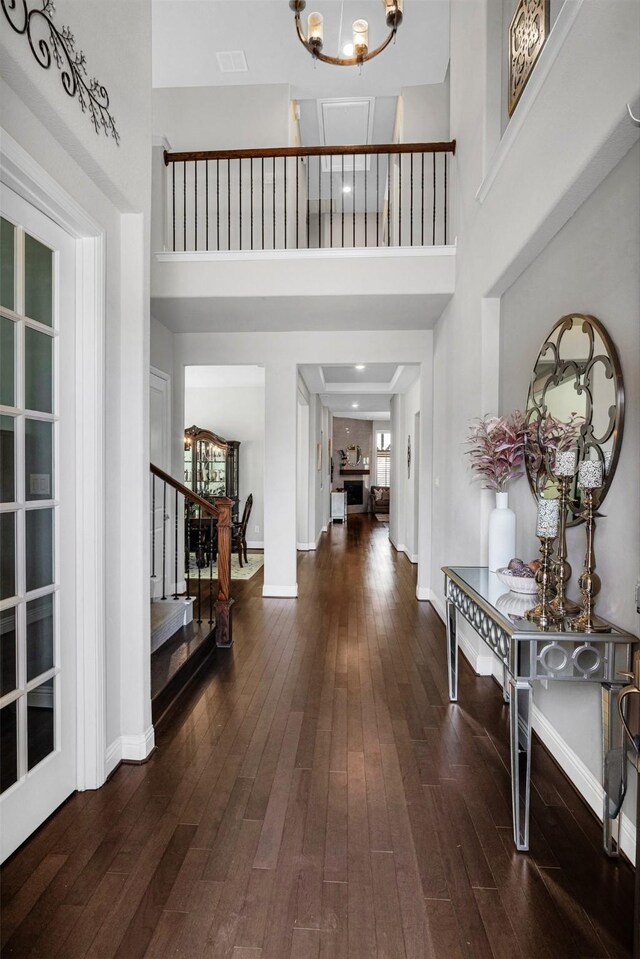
[215,50,248,73]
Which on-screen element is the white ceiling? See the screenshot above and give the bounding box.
[150,292,451,332]
[152,1,450,99]
[185,364,265,388]
[299,361,419,419]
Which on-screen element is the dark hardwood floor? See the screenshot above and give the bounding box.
[1,515,635,957]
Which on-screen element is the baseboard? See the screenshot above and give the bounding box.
[315,528,324,548]
[416,585,432,601]
[297,541,316,551]
[532,704,636,865]
[262,584,298,598]
[321,525,328,533]
[246,540,264,549]
[105,725,155,773]
[105,739,121,778]
[458,628,496,675]
[429,591,446,620]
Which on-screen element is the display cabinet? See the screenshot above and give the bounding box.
[183,425,240,519]
[184,426,228,500]
[226,440,240,520]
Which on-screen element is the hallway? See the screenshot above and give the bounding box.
[0,517,634,958]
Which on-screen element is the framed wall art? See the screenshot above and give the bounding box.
[508,0,549,116]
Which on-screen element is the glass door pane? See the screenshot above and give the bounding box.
[0,218,15,312]
[1,217,59,802]
[0,316,15,406]
[24,234,53,327]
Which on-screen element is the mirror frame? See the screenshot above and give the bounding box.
[525,313,624,525]
[346,444,362,467]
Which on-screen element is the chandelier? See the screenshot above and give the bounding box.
[289,0,404,66]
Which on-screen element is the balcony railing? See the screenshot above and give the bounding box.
[163,141,456,253]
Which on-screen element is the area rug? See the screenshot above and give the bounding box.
[374,513,389,523]
[187,552,264,581]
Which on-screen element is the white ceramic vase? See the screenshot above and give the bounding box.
[488,491,516,572]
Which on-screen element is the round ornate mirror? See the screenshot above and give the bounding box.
[346,445,362,467]
[525,314,624,525]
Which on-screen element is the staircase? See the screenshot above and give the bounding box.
[149,463,234,723]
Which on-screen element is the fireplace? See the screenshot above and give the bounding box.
[344,480,364,506]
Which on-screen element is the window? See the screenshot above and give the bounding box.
[376,431,391,486]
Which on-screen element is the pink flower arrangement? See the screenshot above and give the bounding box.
[466,412,527,493]
[525,412,584,476]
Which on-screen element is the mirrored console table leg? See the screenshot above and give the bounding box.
[509,678,533,850]
[502,663,511,704]
[446,600,458,701]
[602,682,627,857]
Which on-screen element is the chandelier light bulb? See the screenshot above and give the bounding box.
[352,19,369,56]
[342,42,354,56]
[342,184,352,193]
[383,0,404,27]
[307,11,323,46]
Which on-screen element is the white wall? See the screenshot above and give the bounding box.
[1,0,153,775]
[152,84,291,151]
[151,314,174,376]
[389,378,422,563]
[184,385,265,546]
[500,142,640,776]
[428,0,640,858]
[399,81,451,143]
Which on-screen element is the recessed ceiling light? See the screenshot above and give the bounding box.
[342,42,354,56]
[342,184,352,194]
[352,403,359,408]
[355,364,366,370]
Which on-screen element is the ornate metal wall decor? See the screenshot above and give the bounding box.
[2,0,120,143]
[525,314,624,526]
[508,0,549,116]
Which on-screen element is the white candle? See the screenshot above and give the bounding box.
[352,19,369,55]
[555,449,577,477]
[537,499,559,538]
[578,459,603,489]
[307,11,323,44]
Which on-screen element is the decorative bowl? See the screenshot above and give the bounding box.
[495,568,539,595]
[496,591,536,619]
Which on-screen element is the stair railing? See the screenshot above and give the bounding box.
[163,140,456,252]
[150,463,234,647]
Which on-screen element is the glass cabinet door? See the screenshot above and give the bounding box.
[184,427,228,501]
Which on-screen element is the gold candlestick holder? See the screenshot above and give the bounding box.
[567,486,611,634]
[548,473,580,618]
[526,537,560,630]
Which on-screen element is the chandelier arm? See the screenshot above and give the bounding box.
[294,13,397,66]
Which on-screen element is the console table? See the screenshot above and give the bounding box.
[443,566,635,855]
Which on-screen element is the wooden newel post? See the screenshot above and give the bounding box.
[214,497,234,647]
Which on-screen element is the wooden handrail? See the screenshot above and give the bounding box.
[164,140,456,165]
[150,462,228,518]
[150,462,234,647]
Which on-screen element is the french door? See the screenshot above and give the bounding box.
[0,187,77,862]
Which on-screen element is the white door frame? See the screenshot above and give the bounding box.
[1,129,107,792]
[150,366,172,599]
